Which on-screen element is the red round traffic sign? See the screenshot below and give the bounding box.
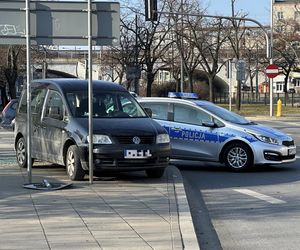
[265,64,279,78]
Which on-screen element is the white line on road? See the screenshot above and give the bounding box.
[233,189,286,204]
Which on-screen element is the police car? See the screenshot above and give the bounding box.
[139,92,296,171]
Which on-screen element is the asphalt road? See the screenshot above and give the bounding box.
[178,119,300,250]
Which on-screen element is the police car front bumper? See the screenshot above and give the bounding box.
[252,141,296,165]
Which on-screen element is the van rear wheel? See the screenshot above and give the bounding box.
[66,145,85,181]
[146,168,165,178]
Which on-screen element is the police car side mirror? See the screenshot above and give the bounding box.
[144,107,152,118]
[202,121,216,128]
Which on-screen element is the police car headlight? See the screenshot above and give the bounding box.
[156,134,170,144]
[255,134,279,145]
[87,135,112,144]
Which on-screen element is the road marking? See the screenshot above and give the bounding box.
[233,189,286,204]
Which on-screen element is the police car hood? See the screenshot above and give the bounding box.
[230,122,292,141]
[77,117,165,136]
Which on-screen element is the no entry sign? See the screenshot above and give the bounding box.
[265,64,279,78]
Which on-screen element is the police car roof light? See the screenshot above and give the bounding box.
[168,92,199,99]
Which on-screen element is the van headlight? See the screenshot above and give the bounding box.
[254,134,279,145]
[87,135,112,144]
[156,134,170,144]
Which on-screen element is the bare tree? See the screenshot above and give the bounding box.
[243,29,267,102]
[187,17,228,102]
[227,0,248,110]
[121,1,173,96]
[273,11,300,105]
[165,0,202,92]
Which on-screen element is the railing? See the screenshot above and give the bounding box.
[215,92,300,106]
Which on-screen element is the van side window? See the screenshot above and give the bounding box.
[45,91,64,120]
[18,88,46,114]
[31,88,47,114]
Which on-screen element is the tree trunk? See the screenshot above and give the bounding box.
[208,75,214,102]
[188,73,193,93]
[0,86,8,108]
[146,72,155,97]
[236,80,242,110]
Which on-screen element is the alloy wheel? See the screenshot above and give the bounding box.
[227,146,248,169]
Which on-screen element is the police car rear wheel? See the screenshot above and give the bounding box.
[223,143,252,171]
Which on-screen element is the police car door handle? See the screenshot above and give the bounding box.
[173,127,182,131]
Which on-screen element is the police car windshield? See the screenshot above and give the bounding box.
[197,103,252,125]
[66,91,147,118]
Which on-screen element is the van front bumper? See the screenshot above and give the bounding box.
[79,143,171,171]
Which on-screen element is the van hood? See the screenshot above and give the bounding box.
[74,117,165,136]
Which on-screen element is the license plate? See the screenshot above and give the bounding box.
[124,149,152,159]
[288,148,296,155]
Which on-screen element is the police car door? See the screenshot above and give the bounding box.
[140,101,172,135]
[170,103,220,161]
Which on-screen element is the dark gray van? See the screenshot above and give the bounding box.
[14,79,170,180]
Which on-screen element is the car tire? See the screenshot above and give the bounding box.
[16,137,27,168]
[223,142,253,171]
[66,145,85,181]
[146,168,165,178]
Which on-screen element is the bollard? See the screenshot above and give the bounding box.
[276,99,282,117]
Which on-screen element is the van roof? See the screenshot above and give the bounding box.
[32,78,127,92]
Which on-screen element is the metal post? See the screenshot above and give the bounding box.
[25,0,32,183]
[180,0,184,92]
[270,0,274,117]
[134,14,139,95]
[229,60,232,111]
[88,0,93,184]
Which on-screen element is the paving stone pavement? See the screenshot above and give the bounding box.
[0,157,199,250]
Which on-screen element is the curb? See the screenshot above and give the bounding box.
[169,166,200,250]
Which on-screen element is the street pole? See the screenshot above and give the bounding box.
[270,0,274,117]
[88,0,93,184]
[229,60,232,111]
[180,0,184,92]
[25,0,32,184]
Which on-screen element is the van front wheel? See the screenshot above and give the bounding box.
[16,137,27,168]
[66,145,85,181]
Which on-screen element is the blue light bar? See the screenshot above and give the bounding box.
[168,92,199,99]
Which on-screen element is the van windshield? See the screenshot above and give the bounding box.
[66,91,147,118]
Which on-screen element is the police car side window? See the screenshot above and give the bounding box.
[143,103,168,120]
[174,104,212,126]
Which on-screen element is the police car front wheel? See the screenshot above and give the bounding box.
[223,142,253,171]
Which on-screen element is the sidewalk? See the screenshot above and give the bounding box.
[0,160,198,250]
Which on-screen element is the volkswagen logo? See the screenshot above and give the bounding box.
[132,136,141,144]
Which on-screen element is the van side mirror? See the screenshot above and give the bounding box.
[144,107,152,118]
[48,106,63,120]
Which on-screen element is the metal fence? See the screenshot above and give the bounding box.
[215,92,300,106]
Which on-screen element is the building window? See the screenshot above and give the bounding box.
[277,11,284,20]
[276,82,284,92]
